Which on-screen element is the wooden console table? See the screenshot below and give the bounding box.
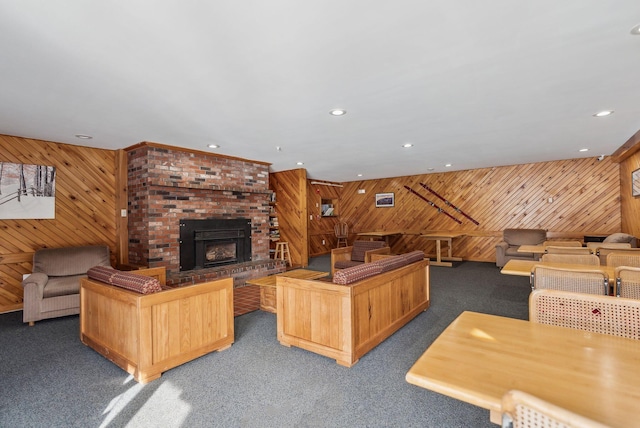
[246,269,329,313]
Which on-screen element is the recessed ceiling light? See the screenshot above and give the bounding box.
[207,144,220,149]
[427,168,434,171]
[276,146,282,151]
[402,143,413,148]
[631,23,640,35]
[357,174,363,177]
[74,134,92,139]
[445,164,452,167]
[593,110,614,117]
[579,148,589,152]
[296,161,304,166]
[329,109,346,116]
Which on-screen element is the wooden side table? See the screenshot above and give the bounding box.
[246,269,329,313]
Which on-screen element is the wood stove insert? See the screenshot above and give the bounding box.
[180,218,252,271]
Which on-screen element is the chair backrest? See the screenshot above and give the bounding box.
[530,266,608,295]
[605,251,640,268]
[529,289,640,339]
[615,266,640,299]
[350,240,387,262]
[586,241,631,250]
[543,240,582,247]
[501,389,609,428]
[540,254,600,266]
[544,246,591,255]
[596,246,638,265]
[334,222,348,237]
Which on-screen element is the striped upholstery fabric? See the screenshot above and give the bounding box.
[375,255,407,273]
[333,263,382,285]
[350,240,388,262]
[88,266,162,294]
[400,250,425,264]
[33,245,111,276]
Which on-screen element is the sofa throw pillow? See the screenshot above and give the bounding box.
[400,250,425,264]
[333,263,382,285]
[603,233,637,246]
[87,266,162,294]
[374,255,407,273]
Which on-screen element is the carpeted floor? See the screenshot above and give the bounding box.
[0,258,531,427]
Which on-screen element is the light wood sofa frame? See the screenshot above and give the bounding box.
[80,267,234,383]
[276,259,429,367]
[330,242,391,276]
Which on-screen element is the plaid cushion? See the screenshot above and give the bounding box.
[333,263,382,285]
[400,250,425,264]
[87,266,162,294]
[374,255,407,273]
[334,260,362,270]
[350,240,388,262]
[87,266,117,283]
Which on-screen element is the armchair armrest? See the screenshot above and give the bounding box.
[331,246,354,277]
[364,246,391,262]
[22,273,49,297]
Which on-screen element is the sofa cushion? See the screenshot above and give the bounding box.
[350,240,388,262]
[333,263,382,285]
[503,229,546,246]
[33,245,111,277]
[603,233,637,247]
[374,255,408,273]
[334,260,363,270]
[43,274,86,298]
[400,250,425,264]
[87,266,162,294]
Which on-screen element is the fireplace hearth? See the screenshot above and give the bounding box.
[180,218,252,271]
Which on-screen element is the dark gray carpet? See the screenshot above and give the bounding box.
[0,258,530,427]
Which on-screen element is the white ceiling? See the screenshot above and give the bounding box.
[1,1,639,183]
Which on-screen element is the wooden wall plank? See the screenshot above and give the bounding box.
[334,157,621,262]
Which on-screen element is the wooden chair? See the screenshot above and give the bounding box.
[529,288,640,339]
[605,251,640,268]
[334,222,349,248]
[594,245,635,264]
[615,266,640,299]
[501,389,609,428]
[544,246,591,255]
[540,254,600,266]
[586,241,631,250]
[530,265,608,295]
[543,240,582,247]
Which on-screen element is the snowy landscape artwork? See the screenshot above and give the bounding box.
[0,162,56,219]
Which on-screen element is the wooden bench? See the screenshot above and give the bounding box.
[276,259,430,367]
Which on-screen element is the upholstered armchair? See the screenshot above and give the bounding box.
[22,245,111,325]
[495,228,547,268]
[330,240,390,276]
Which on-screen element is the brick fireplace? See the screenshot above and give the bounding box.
[126,142,285,288]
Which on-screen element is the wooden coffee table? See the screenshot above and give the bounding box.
[246,269,329,313]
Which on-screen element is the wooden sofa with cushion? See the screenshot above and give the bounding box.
[277,251,429,367]
[330,240,391,276]
[80,266,234,383]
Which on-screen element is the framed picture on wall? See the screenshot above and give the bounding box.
[375,192,394,207]
[633,168,640,197]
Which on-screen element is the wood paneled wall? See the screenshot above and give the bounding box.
[337,157,621,262]
[619,151,640,237]
[0,134,123,313]
[307,180,342,256]
[270,169,309,267]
